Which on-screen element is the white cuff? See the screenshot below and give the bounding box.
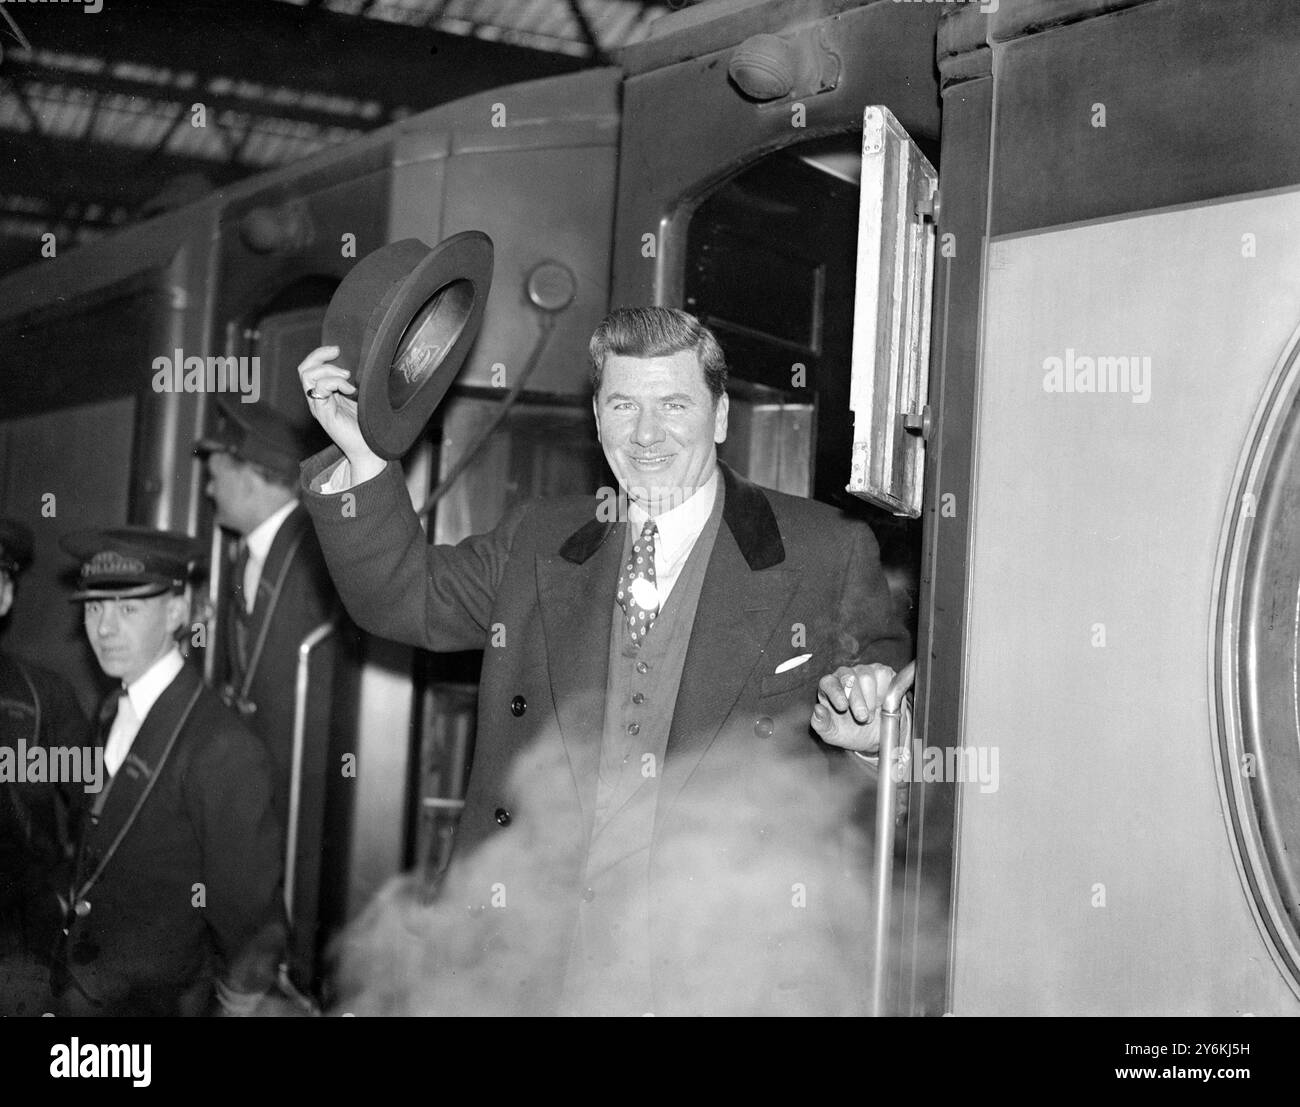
[318,457,353,494]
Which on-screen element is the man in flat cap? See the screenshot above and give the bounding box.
[195,398,340,986]
[54,526,285,1016]
[0,517,89,1014]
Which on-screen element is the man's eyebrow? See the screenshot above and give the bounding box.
[600,391,696,403]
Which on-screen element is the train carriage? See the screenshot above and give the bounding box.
[1,0,1298,1016]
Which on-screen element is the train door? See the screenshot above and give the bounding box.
[608,1,951,1014]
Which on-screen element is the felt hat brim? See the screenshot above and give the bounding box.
[321,231,494,460]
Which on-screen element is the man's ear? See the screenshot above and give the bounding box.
[713,392,729,444]
[0,575,14,620]
[166,590,191,637]
[592,394,602,444]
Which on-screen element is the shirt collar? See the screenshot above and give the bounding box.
[245,498,298,563]
[628,468,719,558]
[123,647,185,723]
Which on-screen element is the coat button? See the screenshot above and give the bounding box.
[510,695,526,717]
[582,886,596,902]
[495,807,512,826]
[627,722,640,736]
[754,716,774,739]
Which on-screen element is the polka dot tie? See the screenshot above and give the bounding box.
[616,520,659,645]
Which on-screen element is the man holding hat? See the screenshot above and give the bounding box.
[195,397,340,987]
[297,307,911,1016]
[55,525,285,1016]
[0,517,88,1013]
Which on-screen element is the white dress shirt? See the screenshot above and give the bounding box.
[626,468,719,605]
[103,647,185,776]
[240,499,298,613]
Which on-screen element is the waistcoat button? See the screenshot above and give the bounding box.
[754,716,774,739]
[632,692,645,704]
[494,807,512,826]
[510,695,526,717]
[582,886,596,902]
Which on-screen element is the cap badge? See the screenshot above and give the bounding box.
[82,550,146,579]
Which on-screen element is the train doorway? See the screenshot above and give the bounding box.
[681,132,942,1013]
[684,135,926,678]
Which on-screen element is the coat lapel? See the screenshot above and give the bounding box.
[656,464,798,825]
[86,664,198,854]
[655,529,797,826]
[246,505,310,641]
[537,465,799,834]
[536,515,624,836]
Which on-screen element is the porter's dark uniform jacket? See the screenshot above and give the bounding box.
[59,662,285,1016]
[303,453,909,1015]
[0,653,87,1007]
[223,504,336,823]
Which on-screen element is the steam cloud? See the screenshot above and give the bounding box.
[328,721,943,1016]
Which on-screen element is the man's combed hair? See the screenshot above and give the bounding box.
[589,307,728,401]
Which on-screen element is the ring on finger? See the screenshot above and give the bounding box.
[305,387,326,400]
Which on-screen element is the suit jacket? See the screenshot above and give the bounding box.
[222,504,342,985]
[224,503,337,823]
[59,662,285,1016]
[302,452,910,1015]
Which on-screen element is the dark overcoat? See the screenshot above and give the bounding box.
[303,453,909,1015]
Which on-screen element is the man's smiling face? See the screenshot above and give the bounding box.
[593,349,728,516]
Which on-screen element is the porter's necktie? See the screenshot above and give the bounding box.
[102,690,139,777]
[233,540,254,614]
[616,520,659,646]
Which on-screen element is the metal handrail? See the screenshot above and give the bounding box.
[869,659,916,1017]
[285,619,338,917]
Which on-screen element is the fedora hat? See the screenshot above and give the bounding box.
[321,231,494,460]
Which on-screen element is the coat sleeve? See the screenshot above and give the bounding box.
[300,447,530,652]
[183,718,287,995]
[836,520,913,674]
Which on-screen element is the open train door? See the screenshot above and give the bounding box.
[842,105,943,1017]
[608,0,954,1014]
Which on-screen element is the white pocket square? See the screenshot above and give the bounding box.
[774,653,813,675]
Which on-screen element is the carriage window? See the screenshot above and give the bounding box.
[684,136,852,505]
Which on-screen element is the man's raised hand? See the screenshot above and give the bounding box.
[297,345,386,485]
